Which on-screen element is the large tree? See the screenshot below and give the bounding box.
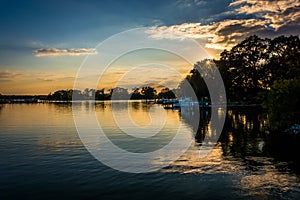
[217,35,271,102]
[178,59,212,101]
[130,87,143,100]
[266,35,300,85]
[217,35,300,103]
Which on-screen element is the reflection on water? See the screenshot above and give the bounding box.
[0,102,299,199]
[176,106,300,198]
[94,101,184,153]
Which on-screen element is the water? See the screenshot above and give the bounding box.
[0,102,299,199]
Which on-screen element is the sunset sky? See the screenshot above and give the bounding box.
[0,0,299,94]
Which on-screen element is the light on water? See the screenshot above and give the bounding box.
[0,102,299,199]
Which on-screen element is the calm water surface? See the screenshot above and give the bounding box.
[0,102,299,199]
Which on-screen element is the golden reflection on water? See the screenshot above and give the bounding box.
[162,143,300,198]
[0,103,85,153]
[239,160,299,197]
[0,102,299,198]
[94,101,181,133]
[164,107,299,198]
[0,103,73,128]
[161,144,244,174]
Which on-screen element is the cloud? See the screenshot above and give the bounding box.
[33,48,97,57]
[146,19,266,49]
[146,0,300,51]
[175,0,207,8]
[0,70,74,83]
[37,78,54,82]
[229,0,300,14]
[0,71,22,80]
[229,0,300,30]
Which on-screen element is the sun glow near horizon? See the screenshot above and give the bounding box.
[0,0,299,94]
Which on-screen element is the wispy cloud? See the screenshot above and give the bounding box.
[0,71,22,81]
[175,0,207,8]
[0,70,76,94]
[0,70,73,82]
[33,48,97,57]
[36,78,54,82]
[146,0,300,51]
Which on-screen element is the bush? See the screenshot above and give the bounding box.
[264,78,300,130]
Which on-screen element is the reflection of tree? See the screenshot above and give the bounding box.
[95,102,106,111]
[0,104,4,115]
[195,110,211,143]
[111,101,129,111]
[51,102,72,113]
[130,101,141,111]
[180,107,269,157]
[181,107,300,172]
[180,108,211,143]
[95,101,155,113]
[220,108,269,159]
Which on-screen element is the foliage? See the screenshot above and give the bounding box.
[180,35,300,130]
[47,89,73,101]
[157,88,176,99]
[110,87,129,100]
[130,88,143,100]
[178,59,212,101]
[95,89,111,100]
[216,35,300,103]
[213,35,300,103]
[263,78,300,130]
[47,86,158,101]
[216,35,271,102]
[141,86,156,100]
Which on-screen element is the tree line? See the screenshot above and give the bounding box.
[47,86,176,101]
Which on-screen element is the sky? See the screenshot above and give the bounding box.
[0,0,299,94]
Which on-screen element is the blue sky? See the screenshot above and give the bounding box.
[0,0,299,94]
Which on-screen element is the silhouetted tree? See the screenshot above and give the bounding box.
[130,87,143,100]
[95,88,107,100]
[48,89,73,101]
[82,88,95,99]
[216,35,300,103]
[178,59,211,101]
[266,35,300,85]
[217,35,271,102]
[110,87,129,100]
[157,87,176,99]
[141,86,156,101]
[264,78,300,130]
